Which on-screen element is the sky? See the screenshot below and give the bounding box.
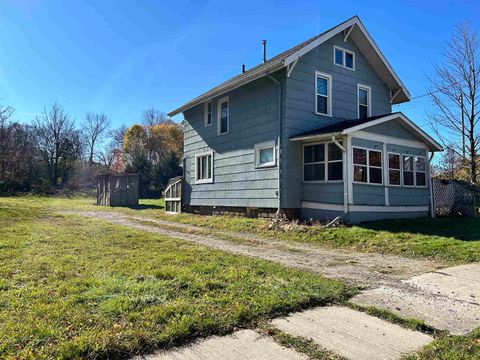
[0,0,479,131]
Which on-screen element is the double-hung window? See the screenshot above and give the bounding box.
[204,102,212,126]
[217,96,229,135]
[415,156,427,186]
[195,151,213,184]
[402,155,414,186]
[358,85,371,119]
[388,153,401,186]
[315,71,332,116]
[255,141,276,168]
[334,46,355,70]
[353,147,383,184]
[303,142,343,182]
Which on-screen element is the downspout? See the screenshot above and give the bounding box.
[428,150,435,218]
[266,73,282,215]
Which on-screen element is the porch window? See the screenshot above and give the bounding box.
[403,155,414,186]
[415,156,427,186]
[315,71,332,116]
[195,151,213,184]
[388,153,401,186]
[358,85,371,119]
[217,96,229,135]
[353,147,383,184]
[304,141,343,182]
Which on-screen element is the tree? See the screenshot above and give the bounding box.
[142,108,169,127]
[34,102,77,186]
[428,21,480,184]
[83,112,110,166]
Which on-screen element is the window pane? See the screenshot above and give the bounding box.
[359,88,368,105]
[404,171,414,186]
[207,102,212,124]
[389,170,401,185]
[353,148,367,165]
[259,147,274,165]
[345,52,354,69]
[304,163,325,181]
[314,144,325,162]
[328,162,343,181]
[304,145,313,164]
[221,117,228,133]
[335,48,343,65]
[416,172,426,186]
[316,77,327,96]
[196,157,201,180]
[220,101,228,133]
[317,95,327,114]
[207,155,212,178]
[389,154,400,169]
[415,157,426,172]
[369,167,382,184]
[369,151,382,167]
[201,156,208,179]
[403,156,413,171]
[328,142,342,161]
[354,165,367,182]
[359,105,368,119]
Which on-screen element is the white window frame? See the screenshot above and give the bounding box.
[315,71,332,117]
[333,45,355,70]
[195,150,214,184]
[254,140,276,168]
[402,154,415,188]
[204,101,212,127]
[302,141,343,183]
[414,156,427,188]
[357,84,372,118]
[387,152,402,187]
[352,146,383,186]
[217,96,229,135]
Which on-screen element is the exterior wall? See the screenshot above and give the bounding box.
[182,71,285,209]
[301,208,429,224]
[283,32,392,209]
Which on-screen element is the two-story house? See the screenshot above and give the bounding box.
[167,16,442,224]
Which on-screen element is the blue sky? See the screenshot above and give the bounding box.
[0,0,479,130]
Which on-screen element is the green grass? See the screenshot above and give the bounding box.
[0,197,352,359]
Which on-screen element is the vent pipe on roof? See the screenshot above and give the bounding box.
[242,64,246,73]
[262,40,267,63]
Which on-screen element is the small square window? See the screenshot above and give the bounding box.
[255,141,276,168]
[333,46,355,70]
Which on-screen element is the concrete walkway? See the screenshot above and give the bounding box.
[69,210,480,359]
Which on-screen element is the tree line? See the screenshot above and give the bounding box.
[0,103,182,196]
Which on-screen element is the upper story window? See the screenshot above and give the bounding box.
[195,151,213,184]
[353,147,383,185]
[358,84,371,119]
[315,71,332,116]
[303,141,343,182]
[254,140,276,168]
[204,102,212,127]
[334,46,355,70]
[217,96,229,135]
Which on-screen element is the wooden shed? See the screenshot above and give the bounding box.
[96,173,139,207]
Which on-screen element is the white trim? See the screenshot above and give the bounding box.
[357,84,371,118]
[204,102,212,127]
[352,146,383,185]
[351,131,429,150]
[287,58,299,77]
[383,143,389,206]
[315,71,332,117]
[302,201,428,213]
[344,25,354,42]
[390,89,401,104]
[333,45,355,71]
[194,150,214,184]
[217,96,229,136]
[254,140,276,168]
[346,135,353,205]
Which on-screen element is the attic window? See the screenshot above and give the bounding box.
[334,46,355,70]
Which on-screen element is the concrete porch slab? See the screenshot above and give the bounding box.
[271,306,432,360]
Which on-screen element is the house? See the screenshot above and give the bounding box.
[167,16,443,224]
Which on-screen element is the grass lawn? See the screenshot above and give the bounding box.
[0,197,352,359]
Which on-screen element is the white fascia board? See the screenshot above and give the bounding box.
[290,132,341,142]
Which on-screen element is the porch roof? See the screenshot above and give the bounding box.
[290,112,443,152]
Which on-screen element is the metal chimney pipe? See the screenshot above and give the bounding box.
[242,64,246,73]
[262,40,267,63]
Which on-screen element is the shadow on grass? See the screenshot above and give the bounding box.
[359,217,480,242]
[129,203,165,210]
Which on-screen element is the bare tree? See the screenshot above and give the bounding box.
[0,105,16,180]
[83,112,110,166]
[428,21,480,183]
[35,102,76,186]
[110,125,128,149]
[142,108,169,126]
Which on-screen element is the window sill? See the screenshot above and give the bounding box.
[217,131,229,136]
[195,179,213,185]
[353,181,384,187]
[315,111,332,117]
[255,163,277,169]
[303,180,344,184]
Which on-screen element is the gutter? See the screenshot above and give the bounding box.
[266,73,282,215]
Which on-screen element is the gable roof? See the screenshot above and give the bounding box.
[168,16,410,117]
[290,112,443,152]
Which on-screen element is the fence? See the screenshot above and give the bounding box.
[432,178,479,217]
[165,176,182,213]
